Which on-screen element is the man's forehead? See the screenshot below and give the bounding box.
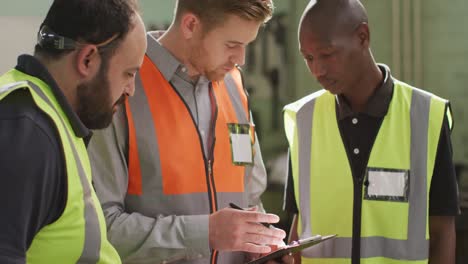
[113,17,146,63]
[207,17,260,42]
[300,27,333,44]
[301,22,351,44]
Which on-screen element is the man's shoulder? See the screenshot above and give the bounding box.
[0,88,61,150]
[1,87,37,114]
[283,89,329,113]
[393,78,447,102]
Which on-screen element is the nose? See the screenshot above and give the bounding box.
[125,78,136,97]
[309,59,326,79]
[231,46,246,67]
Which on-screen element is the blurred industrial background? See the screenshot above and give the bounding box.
[1,0,467,262]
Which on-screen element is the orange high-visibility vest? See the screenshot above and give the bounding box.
[124,55,254,263]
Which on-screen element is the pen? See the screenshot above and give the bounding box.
[229,202,271,228]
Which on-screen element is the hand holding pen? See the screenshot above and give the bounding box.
[229,203,272,228]
[208,203,286,253]
[228,203,296,264]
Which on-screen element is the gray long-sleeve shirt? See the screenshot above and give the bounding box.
[88,32,268,263]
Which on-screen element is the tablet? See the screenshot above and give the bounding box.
[247,234,337,264]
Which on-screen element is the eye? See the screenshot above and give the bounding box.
[127,72,136,78]
[320,49,335,59]
[226,43,238,49]
[304,54,314,62]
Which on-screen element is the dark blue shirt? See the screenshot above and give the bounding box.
[0,55,91,263]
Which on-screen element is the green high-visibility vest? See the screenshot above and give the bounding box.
[284,80,450,264]
[0,69,121,264]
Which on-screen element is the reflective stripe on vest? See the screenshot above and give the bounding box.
[0,70,120,263]
[284,81,447,263]
[123,55,251,262]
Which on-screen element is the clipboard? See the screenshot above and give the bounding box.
[246,234,337,264]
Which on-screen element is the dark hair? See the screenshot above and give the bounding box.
[175,0,274,32]
[34,0,139,60]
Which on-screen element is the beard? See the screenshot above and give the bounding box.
[205,65,231,81]
[76,61,124,130]
[190,55,231,81]
[189,40,232,82]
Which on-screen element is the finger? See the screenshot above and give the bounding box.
[241,242,273,254]
[242,233,285,246]
[269,244,279,251]
[244,224,286,240]
[240,211,281,224]
[246,205,259,212]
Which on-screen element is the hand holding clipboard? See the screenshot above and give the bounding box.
[246,234,337,264]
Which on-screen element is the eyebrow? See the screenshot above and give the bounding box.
[126,66,140,72]
[300,45,335,54]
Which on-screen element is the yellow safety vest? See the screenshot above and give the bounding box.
[284,80,449,264]
[0,69,121,264]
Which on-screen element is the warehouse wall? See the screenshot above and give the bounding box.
[2,0,467,166]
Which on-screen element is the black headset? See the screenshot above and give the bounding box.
[37,25,77,50]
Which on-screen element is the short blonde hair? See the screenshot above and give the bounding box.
[175,0,274,31]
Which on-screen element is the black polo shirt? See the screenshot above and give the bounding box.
[0,55,91,263]
[284,64,459,246]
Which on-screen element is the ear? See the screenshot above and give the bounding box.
[355,22,370,49]
[75,45,100,79]
[180,12,201,40]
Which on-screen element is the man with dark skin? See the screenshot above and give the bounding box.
[283,0,458,263]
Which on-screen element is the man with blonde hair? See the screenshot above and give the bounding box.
[89,0,291,263]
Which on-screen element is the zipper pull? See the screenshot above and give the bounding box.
[208,160,212,176]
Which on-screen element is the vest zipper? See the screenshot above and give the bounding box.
[206,83,218,212]
[208,160,212,176]
[351,177,363,264]
[207,83,219,264]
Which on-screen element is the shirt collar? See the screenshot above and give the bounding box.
[145,31,196,84]
[336,63,394,120]
[15,54,91,140]
[197,75,210,87]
